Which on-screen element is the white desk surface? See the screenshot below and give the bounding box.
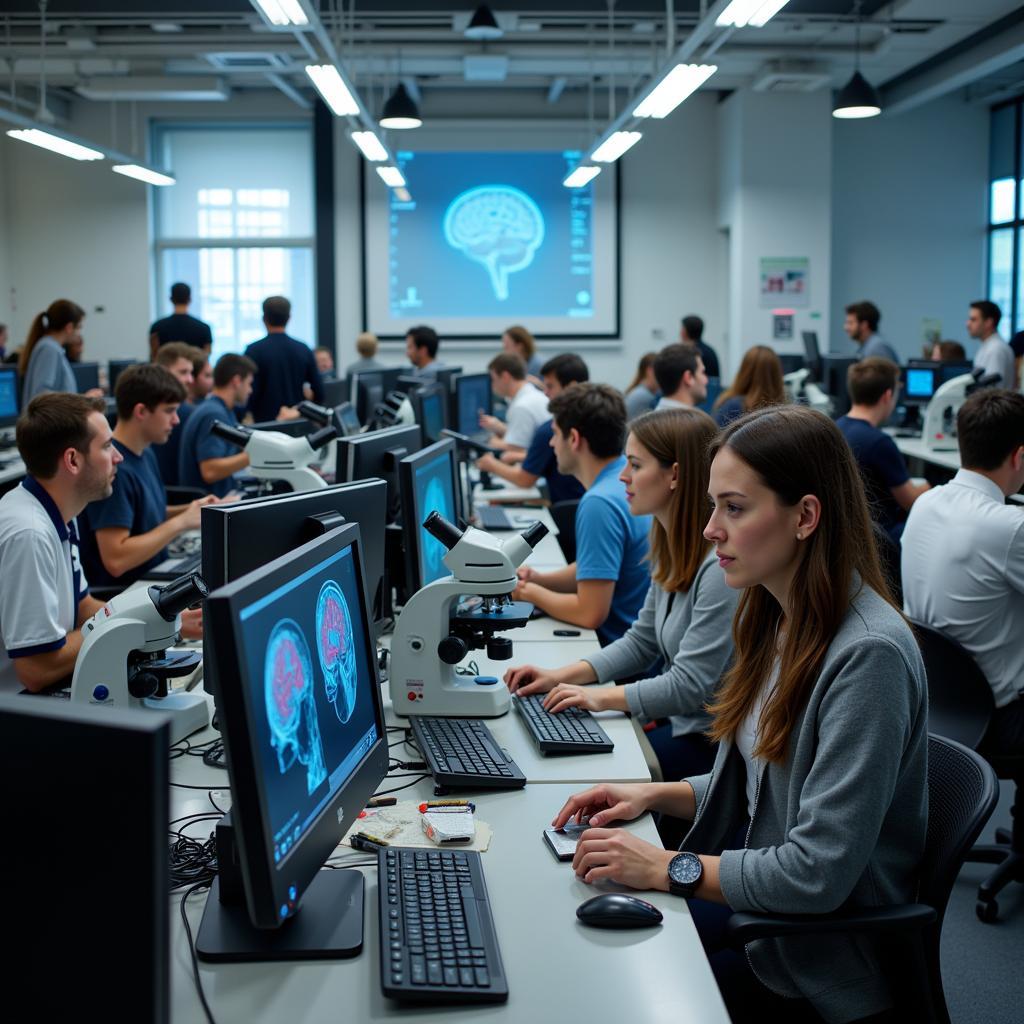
[0,455,26,486]
[170,773,729,1024]
[888,434,961,472]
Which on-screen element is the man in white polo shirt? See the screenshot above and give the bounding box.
[479,352,551,458]
[901,388,1024,762]
[0,392,123,693]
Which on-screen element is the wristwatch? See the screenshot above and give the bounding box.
[667,852,703,898]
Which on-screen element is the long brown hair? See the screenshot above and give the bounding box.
[503,325,535,360]
[626,351,657,393]
[706,405,896,762]
[629,407,716,592]
[714,345,784,412]
[19,299,85,377]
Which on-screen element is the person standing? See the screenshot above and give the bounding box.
[681,315,720,380]
[149,282,213,359]
[19,300,101,403]
[967,300,1015,388]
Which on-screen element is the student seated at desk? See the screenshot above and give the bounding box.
[551,406,927,1024]
[0,394,124,693]
[81,364,219,595]
[836,357,928,541]
[902,389,1024,764]
[653,343,708,410]
[475,353,586,504]
[178,354,255,497]
[512,383,651,645]
[478,352,550,457]
[152,342,202,487]
[713,345,785,428]
[505,407,738,780]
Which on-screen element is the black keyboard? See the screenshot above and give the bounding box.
[475,505,516,530]
[513,693,614,754]
[409,716,526,792]
[379,847,508,1004]
[146,550,202,581]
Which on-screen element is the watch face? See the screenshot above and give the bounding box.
[669,853,702,886]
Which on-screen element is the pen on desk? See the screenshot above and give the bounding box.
[357,830,390,847]
[419,801,476,812]
[367,796,397,808]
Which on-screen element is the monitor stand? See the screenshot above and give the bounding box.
[195,816,364,963]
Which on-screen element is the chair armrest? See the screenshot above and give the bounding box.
[726,904,936,947]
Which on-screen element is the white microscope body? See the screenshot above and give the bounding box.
[783,368,832,415]
[921,372,992,452]
[390,512,548,718]
[70,574,210,744]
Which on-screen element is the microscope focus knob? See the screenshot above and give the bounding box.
[128,670,159,700]
[437,635,468,665]
[487,637,513,661]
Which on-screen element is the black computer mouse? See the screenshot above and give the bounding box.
[575,893,664,929]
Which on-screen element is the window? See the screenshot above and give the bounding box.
[987,101,1023,337]
[152,125,316,361]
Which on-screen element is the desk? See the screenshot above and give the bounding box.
[0,455,26,488]
[889,434,960,474]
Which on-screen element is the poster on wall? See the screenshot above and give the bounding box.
[759,257,809,308]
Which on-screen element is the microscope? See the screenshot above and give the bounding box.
[783,368,832,415]
[922,369,1001,451]
[390,511,549,718]
[211,401,338,492]
[70,573,210,744]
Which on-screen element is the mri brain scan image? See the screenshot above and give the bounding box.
[421,474,450,583]
[316,580,358,724]
[264,619,327,794]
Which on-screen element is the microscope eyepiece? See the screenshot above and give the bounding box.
[520,521,549,549]
[306,423,339,450]
[423,511,463,551]
[210,420,251,448]
[149,573,209,622]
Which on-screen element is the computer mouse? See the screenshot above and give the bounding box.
[575,893,664,929]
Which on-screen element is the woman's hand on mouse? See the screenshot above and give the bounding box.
[571,828,675,891]
[552,782,655,830]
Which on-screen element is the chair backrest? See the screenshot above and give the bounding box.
[909,619,995,750]
[871,521,903,607]
[549,499,580,564]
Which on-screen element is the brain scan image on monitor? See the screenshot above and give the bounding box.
[443,185,545,301]
[264,619,327,795]
[316,579,358,724]
[421,473,451,583]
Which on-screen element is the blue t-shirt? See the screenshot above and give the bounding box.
[245,333,323,423]
[179,395,240,498]
[82,440,168,586]
[521,420,584,505]
[836,415,909,540]
[153,400,193,487]
[575,457,652,645]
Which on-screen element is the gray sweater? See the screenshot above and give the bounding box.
[682,584,928,1023]
[584,549,738,736]
[21,336,77,403]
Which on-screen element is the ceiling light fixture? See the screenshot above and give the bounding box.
[832,2,881,119]
[112,164,176,186]
[465,5,503,41]
[305,64,360,116]
[350,131,389,161]
[563,166,601,189]
[5,127,103,161]
[379,82,422,130]
[377,166,407,188]
[251,0,309,28]
[633,63,717,119]
[716,0,791,29]
[591,131,643,163]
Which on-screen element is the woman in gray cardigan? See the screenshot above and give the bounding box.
[504,406,738,780]
[551,406,927,1024]
[19,299,91,403]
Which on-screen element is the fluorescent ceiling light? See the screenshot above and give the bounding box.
[350,131,388,162]
[394,187,412,202]
[251,0,308,27]
[591,131,642,163]
[112,164,176,186]
[633,63,717,119]
[377,166,407,188]
[305,64,359,116]
[6,128,103,161]
[717,0,790,28]
[563,166,601,189]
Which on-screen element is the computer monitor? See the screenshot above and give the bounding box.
[902,364,939,407]
[0,695,170,1019]
[936,359,974,385]
[802,331,822,383]
[0,366,19,428]
[822,355,857,417]
[409,383,447,444]
[452,372,493,436]
[333,401,361,436]
[71,361,100,393]
[336,423,422,522]
[108,358,138,393]
[201,478,388,630]
[350,371,385,424]
[399,439,459,594]
[197,524,388,960]
[321,376,349,408]
[394,374,422,396]
[433,365,463,393]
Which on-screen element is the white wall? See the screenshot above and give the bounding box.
[831,93,989,362]
[0,138,11,336]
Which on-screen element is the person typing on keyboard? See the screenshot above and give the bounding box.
[505,408,738,780]
[80,365,225,623]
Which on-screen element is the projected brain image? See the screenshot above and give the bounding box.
[443,185,545,301]
[264,619,327,795]
[422,474,451,583]
[316,579,358,724]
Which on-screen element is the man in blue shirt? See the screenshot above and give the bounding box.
[844,300,900,363]
[836,357,929,541]
[475,354,587,504]
[179,353,256,497]
[245,296,323,423]
[513,383,651,644]
[82,364,220,590]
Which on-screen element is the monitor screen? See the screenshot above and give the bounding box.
[454,373,492,435]
[400,439,458,593]
[905,367,936,401]
[937,360,973,385]
[801,331,822,382]
[334,401,361,436]
[321,377,349,408]
[204,525,388,933]
[413,386,446,444]
[0,367,19,427]
[71,361,100,394]
[337,423,422,522]
[108,359,139,394]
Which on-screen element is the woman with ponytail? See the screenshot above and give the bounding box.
[19,299,88,402]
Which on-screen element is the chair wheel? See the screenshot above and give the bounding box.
[976,899,999,923]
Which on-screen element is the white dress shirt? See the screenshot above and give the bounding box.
[502,382,550,448]
[972,333,1016,389]
[901,468,1024,707]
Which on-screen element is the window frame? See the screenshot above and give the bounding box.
[988,98,1024,336]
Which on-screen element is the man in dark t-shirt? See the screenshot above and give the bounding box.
[149,282,213,358]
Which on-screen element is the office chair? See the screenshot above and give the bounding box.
[726,734,998,1024]
[549,499,579,564]
[871,521,903,608]
[908,619,1022,922]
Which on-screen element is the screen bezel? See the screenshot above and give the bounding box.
[411,383,448,444]
[0,366,19,428]
[398,438,459,595]
[452,372,493,434]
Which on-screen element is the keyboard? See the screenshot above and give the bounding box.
[475,505,516,530]
[409,716,526,792]
[379,846,508,1004]
[513,694,614,754]
[146,550,202,581]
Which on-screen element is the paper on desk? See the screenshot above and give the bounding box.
[341,800,493,853]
